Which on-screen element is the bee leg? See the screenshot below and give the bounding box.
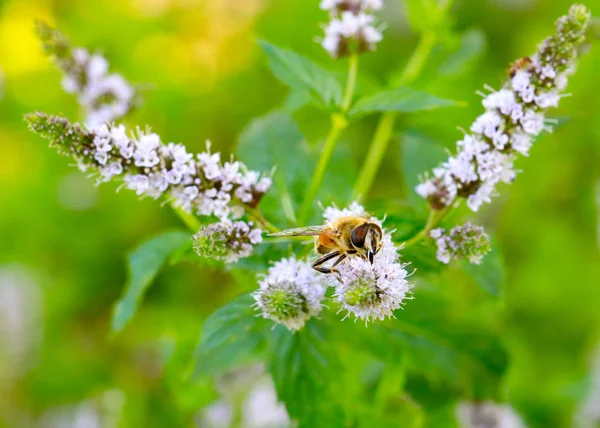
[312,253,347,283]
[329,254,347,284]
[312,251,341,273]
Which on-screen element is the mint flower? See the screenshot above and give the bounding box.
[324,203,413,322]
[36,21,136,128]
[193,221,263,264]
[456,401,525,428]
[417,5,591,212]
[430,223,491,265]
[253,257,327,331]
[25,113,271,221]
[320,0,383,58]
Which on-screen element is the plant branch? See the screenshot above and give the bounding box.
[402,202,454,248]
[299,53,359,223]
[352,33,437,203]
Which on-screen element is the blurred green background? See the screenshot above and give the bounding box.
[1,0,600,426]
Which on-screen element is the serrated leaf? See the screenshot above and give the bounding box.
[260,41,342,110]
[111,230,190,334]
[238,110,311,225]
[193,294,271,376]
[460,241,506,298]
[349,87,457,117]
[269,322,346,427]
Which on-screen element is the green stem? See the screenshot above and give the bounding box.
[352,111,396,201]
[397,32,436,86]
[341,54,359,111]
[403,203,454,248]
[299,54,359,223]
[171,204,201,231]
[352,34,437,203]
[299,115,347,223]
[248,207,280,234]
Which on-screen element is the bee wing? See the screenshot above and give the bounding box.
[267,225,326,237]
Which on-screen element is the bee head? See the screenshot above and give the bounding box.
[351,223,383,264]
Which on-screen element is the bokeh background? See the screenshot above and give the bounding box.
[1,0,600,426]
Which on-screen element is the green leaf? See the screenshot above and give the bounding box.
[260,41,342,110]
[111,230,190,334]
[399,131,448,204]
[237,110,311,225]
[269,322,346,427]
[193,294,271,376]
[438,29,486,76]
[460,240,506,298]
[349,87,457,117]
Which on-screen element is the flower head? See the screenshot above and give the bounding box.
[323,203,413,322]
[253,257,327,331]
[456,401,525,428]
[416,5,591,212]
[320,0,384,58]
[193,221,263,264]
[25,113,271,221]
[36,21,136,128]
[430,223,491,265]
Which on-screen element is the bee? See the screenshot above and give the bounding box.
[268,215,384,281]
[508,56,532,77]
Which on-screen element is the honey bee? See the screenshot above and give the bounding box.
[508,56,532,77]
[268,215,383,281]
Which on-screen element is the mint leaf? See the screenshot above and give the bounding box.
[349,87,457,117]
[260,41,342,110]
[111,230,190,334]
[193,294,271,376]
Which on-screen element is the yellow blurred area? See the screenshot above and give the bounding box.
[127,0,266,88]
[0,2,53,75]
[0,130,44,185]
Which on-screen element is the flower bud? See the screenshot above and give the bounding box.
[430,223,491,265]
[193,221,262,264]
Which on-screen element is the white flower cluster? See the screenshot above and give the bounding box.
[325,203,412,322]
[61,48,135,129]
[430,223,491,265]
[416,5,590,212]
[253,256,327,331]
[320,0,383,58]
[192,221,263,264]
[90,124,272,220]
[456,401,525,428]
[26,113,272,222]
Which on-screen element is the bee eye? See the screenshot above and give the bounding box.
[351,224,370,248]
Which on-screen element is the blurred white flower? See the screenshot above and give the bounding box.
[456,401,526,428]
[0,264,43,379]
[320,0,384,58]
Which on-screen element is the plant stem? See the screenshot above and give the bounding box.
[248,207,280,234]
[403,202,454,248]
[341,53,359,111]
[171,204,202,232]
[351,111,396,201]
[352,33,437,203]
[299,53,359,223]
